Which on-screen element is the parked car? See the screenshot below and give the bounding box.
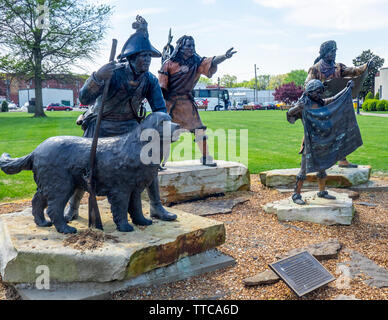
[243,102,264,110]
[262,102,276,110]
[8,102,18,110]
[46,103,73,111]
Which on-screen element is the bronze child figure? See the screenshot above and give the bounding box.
[287,78,362,205]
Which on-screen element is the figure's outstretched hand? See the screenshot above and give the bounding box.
[96,61,116,82]
[347,79,354,89]
[225,47,237,59]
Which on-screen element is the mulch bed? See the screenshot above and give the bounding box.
[1,174,387,300]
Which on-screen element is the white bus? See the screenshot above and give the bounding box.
[142,87,230,112]
[192,88,230,111]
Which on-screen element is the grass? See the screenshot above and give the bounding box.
[1,110,387,202]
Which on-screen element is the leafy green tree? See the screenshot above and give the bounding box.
[268,74,287,90]
[374,92,380,100]
[284,69,308,87]
[198,76,213,86]
[257,74,270,90]
[0,0,112,117]
[353,50,384,99]
[220,74,237,88]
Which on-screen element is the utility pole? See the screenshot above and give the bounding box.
[254,64,258,104]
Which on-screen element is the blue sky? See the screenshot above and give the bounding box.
[83,0,388,81]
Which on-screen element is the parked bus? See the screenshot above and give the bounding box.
[192,88,230,111]
[142,87,230,112]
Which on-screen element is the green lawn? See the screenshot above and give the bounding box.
[1,110,387,202]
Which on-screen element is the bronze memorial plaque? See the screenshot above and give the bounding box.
[269,251,335,297]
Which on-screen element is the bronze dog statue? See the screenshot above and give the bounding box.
[0,112,180,234]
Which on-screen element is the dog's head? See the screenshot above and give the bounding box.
[140,112,181,143]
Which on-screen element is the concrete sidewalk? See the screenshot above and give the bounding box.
[359,112,388,118]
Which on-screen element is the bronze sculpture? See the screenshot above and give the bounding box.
[287,79,362,205]
[0,113,179,234]
[158,35,236,166]
[65,15,178,224]
[306,40,374,168]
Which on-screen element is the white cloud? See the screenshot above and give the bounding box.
[254,0,388,31]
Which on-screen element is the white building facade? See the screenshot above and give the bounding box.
[374,67,388,100]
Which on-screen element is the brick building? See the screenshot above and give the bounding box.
[0,74,87,106]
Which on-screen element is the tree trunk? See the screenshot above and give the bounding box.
[33,34,46,118]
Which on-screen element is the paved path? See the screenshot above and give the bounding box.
[359,112,388,118]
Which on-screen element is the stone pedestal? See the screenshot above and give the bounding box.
[262,191,355,225]
[156,160,250,205]
[259,165,371,188]
[0,200,226,285]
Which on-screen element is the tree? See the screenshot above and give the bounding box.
[0,0,112,117]
[273,82,303,104]
[220,74,237,88]
[374,92,380,100]
[197,76,213,86]
[284,69,307,87]
[257,74,270,90]
[353,50,384,99]
[268,74,287,90]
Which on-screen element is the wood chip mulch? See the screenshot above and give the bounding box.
[1,174,387,300]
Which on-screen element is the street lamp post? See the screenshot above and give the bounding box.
[254,64,258,104]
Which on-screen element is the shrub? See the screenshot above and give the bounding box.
[376,100,386,111]
[383,100,388,111]
[1,100,8,112]
[365,92,374,100]
[374,92,380,100]
[369,99,377,111]
[362,100,370,111]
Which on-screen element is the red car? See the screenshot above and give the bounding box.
[46,103,73,111]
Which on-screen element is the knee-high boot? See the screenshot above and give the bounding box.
[147,177,177,221]
[64,188,85,222]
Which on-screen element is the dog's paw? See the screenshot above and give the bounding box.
[34,218,53,227]
[57,224,77,234]
[116,222,134,232]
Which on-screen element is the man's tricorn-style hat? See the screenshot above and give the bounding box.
[118,15,161,60]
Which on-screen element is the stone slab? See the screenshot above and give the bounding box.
[170,195,249,216]
[0,200,225,284]
[262,191,355,225]
[154,160,250,205]
[260,165,371,188]
[339,249,388,288]
[277,239,342,261]
[13,249,235,300]
[243,270,280,286]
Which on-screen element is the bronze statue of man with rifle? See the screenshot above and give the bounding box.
[65,15,177,226]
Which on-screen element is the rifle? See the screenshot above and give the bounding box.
[87,38,118,230]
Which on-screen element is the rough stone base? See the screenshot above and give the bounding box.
[259,165,371,188]
[0,200,225,284]
[13,249,235,300]
[262,191,355,225]
[154,160,250,205]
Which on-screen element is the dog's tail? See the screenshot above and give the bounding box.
[0,153,33,174]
